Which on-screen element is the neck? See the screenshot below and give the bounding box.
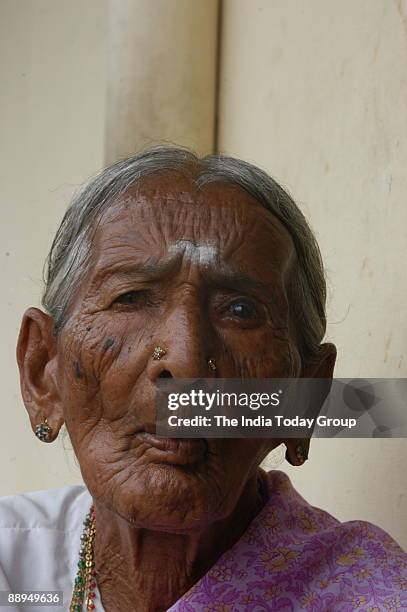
[93,469,268,612]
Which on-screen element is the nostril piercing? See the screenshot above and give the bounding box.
[208,359,217,371]
[153,346,167,361]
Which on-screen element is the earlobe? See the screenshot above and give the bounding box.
[284,344,337,468]
[16,307,64,441]
[285,438,310,466]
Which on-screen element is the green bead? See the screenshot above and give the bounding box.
[78,560,85,569]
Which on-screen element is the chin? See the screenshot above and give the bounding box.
[93,460,231,533]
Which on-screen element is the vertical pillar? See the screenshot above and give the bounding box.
[105,0,219,163]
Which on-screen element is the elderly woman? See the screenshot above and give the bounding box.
[1,146,405,612]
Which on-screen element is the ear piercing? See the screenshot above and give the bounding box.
[294,442,307,464]
[35,418,52,442]
[285,441,308,466]
[152,346,167,361]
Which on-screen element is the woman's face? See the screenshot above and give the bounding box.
[52,174,300,531]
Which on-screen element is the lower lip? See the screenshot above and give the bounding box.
[136,432,207,465]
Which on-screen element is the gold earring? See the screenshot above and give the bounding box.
[294,442,307,464]
[208,358,217,371]
[35,418,52,442]
[153,346,167,361]
[285,440,309,466]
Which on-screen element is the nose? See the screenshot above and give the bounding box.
[147,300,216,382]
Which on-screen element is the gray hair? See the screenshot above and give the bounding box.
[42,145,326,362]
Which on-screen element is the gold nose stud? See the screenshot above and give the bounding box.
[208,359,217,371]
[153,346,167,361]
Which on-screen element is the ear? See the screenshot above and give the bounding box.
[16,307,64,441]
[285,343,337,465]
[301,341,337,416]
[301,342,337,379]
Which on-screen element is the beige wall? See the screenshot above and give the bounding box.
[0,0,109,493]
[1,0,406,550]
[219,0,407,547]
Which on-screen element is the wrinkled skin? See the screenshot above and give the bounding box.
[17,174,336,611]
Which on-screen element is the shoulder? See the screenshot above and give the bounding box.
[324,517,407,570]
[264,468,406,554]
[0,485,92,597]
[0,484,91,532]
[179,472,407,611]
[302,519,407,609]
[259,469,407,607]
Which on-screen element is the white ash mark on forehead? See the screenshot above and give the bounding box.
[168,240,219,266]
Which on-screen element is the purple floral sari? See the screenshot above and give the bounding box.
[169,470,407,611]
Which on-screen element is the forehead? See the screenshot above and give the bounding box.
[89,174,296,279]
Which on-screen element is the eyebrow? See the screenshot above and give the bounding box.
[201,267,272,296]
[89,254,274,298]
[89,255,183,290]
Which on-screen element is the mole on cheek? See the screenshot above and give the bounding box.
[103,338,115,350]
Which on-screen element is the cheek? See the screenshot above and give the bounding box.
[219,330,300,378]
[215,288,299,378]
[58,314,153,433]
[79,317,139,379]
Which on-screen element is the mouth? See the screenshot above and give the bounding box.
[135,431,208,466]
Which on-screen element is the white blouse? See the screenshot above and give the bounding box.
[0,485,104,612]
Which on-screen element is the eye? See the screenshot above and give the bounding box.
[227,299,258,319]
[112,290,149,307]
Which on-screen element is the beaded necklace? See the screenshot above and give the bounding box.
[70,506,97,611]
